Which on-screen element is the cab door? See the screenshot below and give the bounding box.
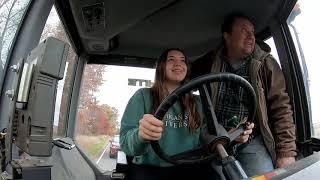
[286,0,320,154]
[269,0,320,156]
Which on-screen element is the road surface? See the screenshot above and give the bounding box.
[96,143,117,171]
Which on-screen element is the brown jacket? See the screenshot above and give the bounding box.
[191,42,297,164]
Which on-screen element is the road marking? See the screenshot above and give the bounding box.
[96,144,109,164]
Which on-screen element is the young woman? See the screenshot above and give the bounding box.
[120,48,253,180]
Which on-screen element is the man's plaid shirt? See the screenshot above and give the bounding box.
[215,55,251,130]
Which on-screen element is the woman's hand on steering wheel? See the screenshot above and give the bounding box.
[139,114,164,141]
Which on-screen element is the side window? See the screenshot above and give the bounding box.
[286,1,320,138]
[0,0,31,93]
[40,6,78,137]
[265,37,281,66]
[74,64,155,171]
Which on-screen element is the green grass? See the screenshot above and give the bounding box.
[87,136,108,160]
[76,135,109,161]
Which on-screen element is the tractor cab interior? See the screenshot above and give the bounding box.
[0,0,320,180]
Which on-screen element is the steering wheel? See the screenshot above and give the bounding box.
[150,73,257,165]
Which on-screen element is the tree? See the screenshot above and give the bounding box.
[78,64,106,109]
[98,104,119,135]
[76,104,118,136]
[0,0,28,89]
[0,0,27,67]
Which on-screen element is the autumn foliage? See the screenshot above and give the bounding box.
[77,103,118,136]
[76,64,119,136]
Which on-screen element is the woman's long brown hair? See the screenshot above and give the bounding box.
[151,48,200,133]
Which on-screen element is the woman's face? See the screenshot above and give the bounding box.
[164,50,187,84]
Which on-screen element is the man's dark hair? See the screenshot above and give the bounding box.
[221,12,254,34]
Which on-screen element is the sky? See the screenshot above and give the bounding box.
[50,0,320,135]
[291,0,320,127]
[97,66,155,121]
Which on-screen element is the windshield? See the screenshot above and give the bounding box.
[74,64,155,171]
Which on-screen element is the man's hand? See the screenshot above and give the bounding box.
[139,114,164,141]
[276,157,295,168]
[235,123,255,144]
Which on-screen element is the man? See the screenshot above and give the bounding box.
[192,12,297,176]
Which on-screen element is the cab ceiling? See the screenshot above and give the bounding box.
[60,0,292,63]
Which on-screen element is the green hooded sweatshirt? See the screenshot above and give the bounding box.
[120,88,204,167]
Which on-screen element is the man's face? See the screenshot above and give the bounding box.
[224,18,255,59]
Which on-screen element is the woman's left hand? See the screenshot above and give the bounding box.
[235,123,255,144]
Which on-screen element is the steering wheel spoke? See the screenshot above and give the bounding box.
[198,84,220,136]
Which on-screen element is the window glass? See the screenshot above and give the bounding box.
[0,0,30,92]
[75,64,155,171]
[265,37,280,66]
[287,0,320,138]
[40,6,78,137]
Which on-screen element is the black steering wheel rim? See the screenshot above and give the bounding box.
[150,72,257,165]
